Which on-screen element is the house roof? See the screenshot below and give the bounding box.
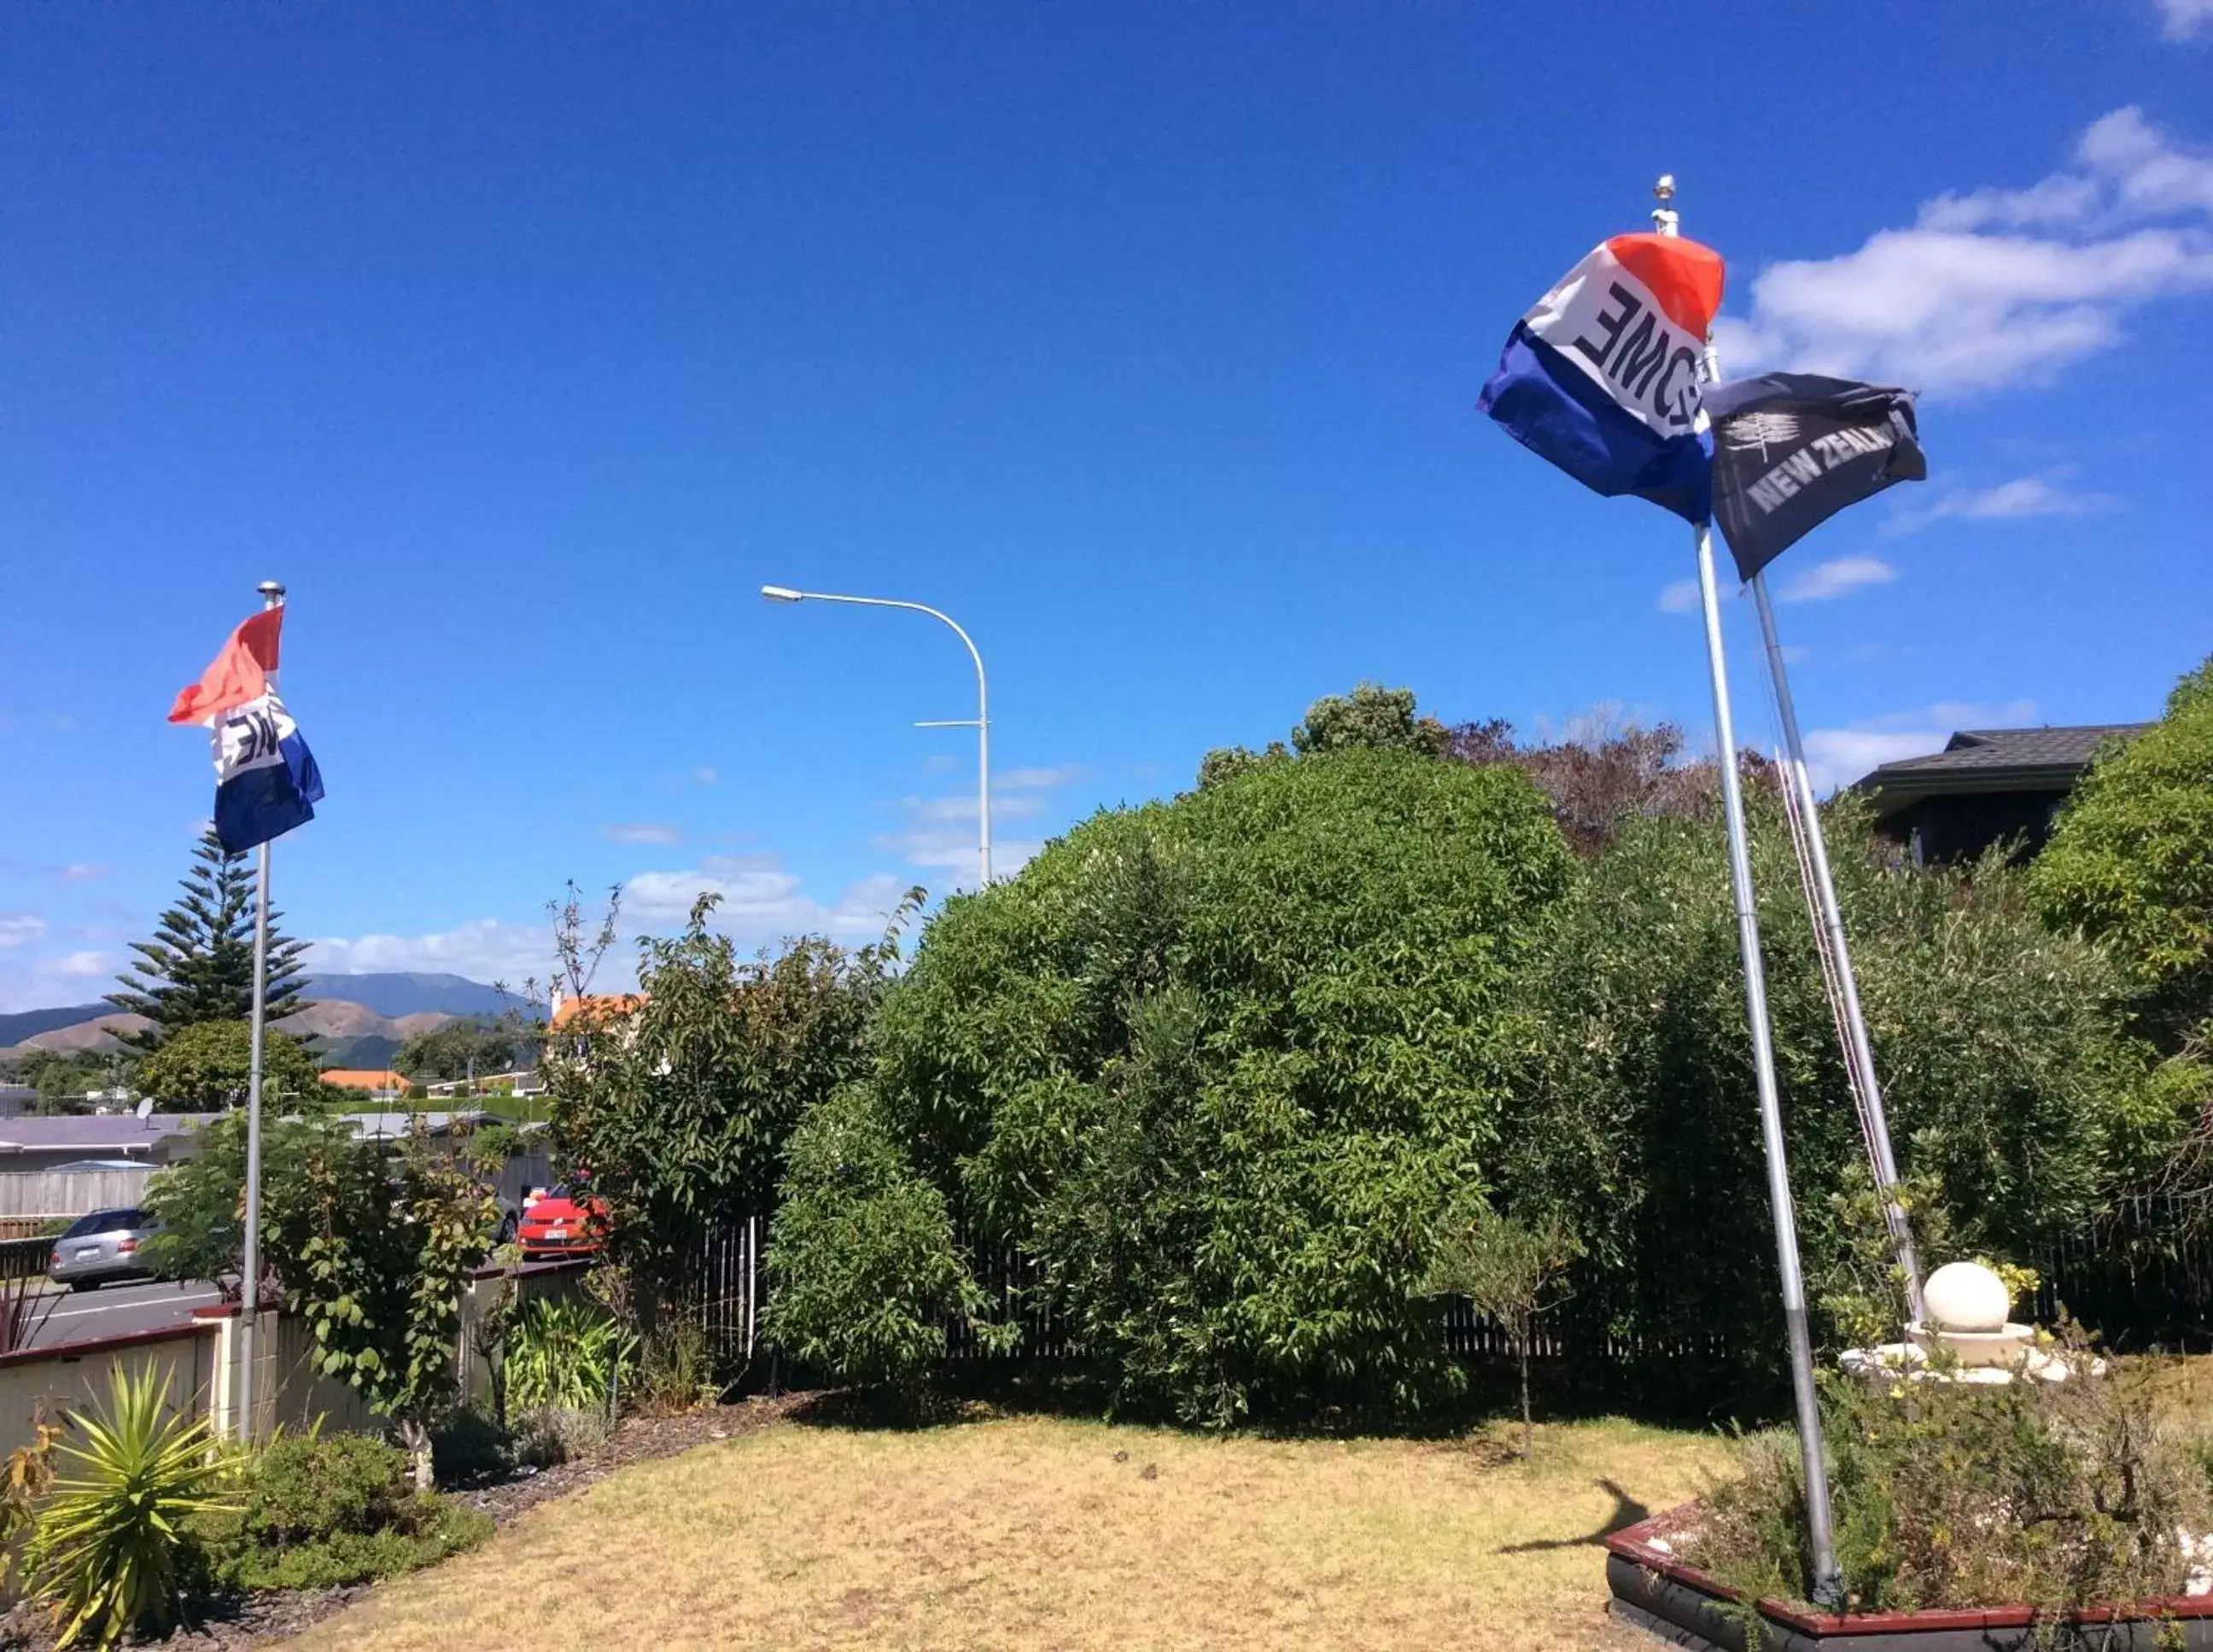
[319,1069,411,1092]
[0,1114,215,1156]
[1854,724,2149,818]
[549,994,643,1030]
[336,1111,492,1141]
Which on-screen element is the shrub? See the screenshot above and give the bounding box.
[505,1297,636,1413]
[1690,1353,2210,1616]
[429,1408,511,1486]
[509,1404,610,1468]
[779,747,1574,1425]
[1497,792,2154,1384]
[2033,656,2213,1048]
[199,1432,490,1593]
[24,1365,237,1649]
[764,1085,1007,1391]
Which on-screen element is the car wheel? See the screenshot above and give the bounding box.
[68,1281,93,1293]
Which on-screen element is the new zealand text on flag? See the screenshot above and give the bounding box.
[1703,373,1926,582]
[168,608,325,854]
[1479,233,1726,523]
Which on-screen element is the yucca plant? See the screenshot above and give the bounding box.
[25,1364,238,1649]
[504,1298,637,1413]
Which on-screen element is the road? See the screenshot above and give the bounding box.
[20,1279,227,1351]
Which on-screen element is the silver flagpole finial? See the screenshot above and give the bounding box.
[1651,174,1679,236]
[257,581,286,607]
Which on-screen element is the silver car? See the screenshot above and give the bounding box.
[47,1208,157,1291]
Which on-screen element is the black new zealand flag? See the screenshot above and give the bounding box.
[1705,374,1926,582]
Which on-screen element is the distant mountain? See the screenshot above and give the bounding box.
[20,1013,150,1054]
[318,1032,404,1072]
[301,973,523,1019]
[0,973,523,1064]
[0,1003,116,1046]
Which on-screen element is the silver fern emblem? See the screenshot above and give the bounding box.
[1725,410,1800,462]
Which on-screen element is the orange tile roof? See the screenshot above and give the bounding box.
[550,994,644,1031]
[320,1068,411,1092]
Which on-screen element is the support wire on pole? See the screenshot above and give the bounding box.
[1656,175,1842,1604]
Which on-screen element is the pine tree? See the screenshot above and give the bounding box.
[108,829,312,1048]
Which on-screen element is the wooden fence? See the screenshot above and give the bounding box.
[0,1168,152,1220]
[665,1199,2213,1393]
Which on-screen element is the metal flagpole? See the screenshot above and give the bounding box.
[236,577,286,1441]
[1655,177,1841,1602]
[1750,574,1926,1326]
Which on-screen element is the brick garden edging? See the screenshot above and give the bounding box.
[1605,1503,2213,1652]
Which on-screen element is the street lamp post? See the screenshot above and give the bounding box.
[761,586,991,887]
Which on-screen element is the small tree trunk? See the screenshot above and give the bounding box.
[400,1417,435,1491]
[1517,1315,1534,1460]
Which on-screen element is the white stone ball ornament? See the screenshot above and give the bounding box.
[1922,1261,2011,1334]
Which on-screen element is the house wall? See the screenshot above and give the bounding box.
[1880,789,2067,866]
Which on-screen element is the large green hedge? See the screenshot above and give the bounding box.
[775,748,1574,1425]
[1497,791,2161,1385]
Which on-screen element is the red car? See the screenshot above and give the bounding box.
[517,1185,610,1260]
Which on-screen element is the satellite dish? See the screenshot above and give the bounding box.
[135,1098,155,1120]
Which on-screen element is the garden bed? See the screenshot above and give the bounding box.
[1607,1504,2213,1652]
[0,1394,809,1650]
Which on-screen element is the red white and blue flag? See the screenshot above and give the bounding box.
[168,608,324,854]
[1479,233,1727,523]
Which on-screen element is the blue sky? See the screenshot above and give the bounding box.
[3,2,2209,1009]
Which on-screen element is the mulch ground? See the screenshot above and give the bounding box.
[0,1392,813,1650]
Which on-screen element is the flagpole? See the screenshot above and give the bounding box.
[1749,573,1926,1326]
[1655,176,1841,1603]
[236,577,285,1441]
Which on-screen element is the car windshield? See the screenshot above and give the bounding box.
[60,1210,136,1239]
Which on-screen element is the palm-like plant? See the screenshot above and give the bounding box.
[25,1364,238,1649]
[505,1298,637,1413]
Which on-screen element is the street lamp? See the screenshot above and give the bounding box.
[761,585,991,887]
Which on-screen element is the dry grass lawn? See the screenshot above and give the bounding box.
[283,1411,1727,1652]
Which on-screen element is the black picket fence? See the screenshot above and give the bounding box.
[666,1198,2213,1397]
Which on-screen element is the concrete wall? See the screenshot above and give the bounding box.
[0,1323,219,1450]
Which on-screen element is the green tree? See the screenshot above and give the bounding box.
[392,1013,532,1083]
[1496,790,2157,1386]
[763,1085,1007,1391]
[779,747,1575,1426]
[140,1114,496,1486]
[544,890,914,1304]
[2031,657,2213,1048]
[1290,680,1451,758]
[1422,1203,1581,1458]
[1197,681,1446,788]
[131,1020,328,1108]
[108,830,310,1048]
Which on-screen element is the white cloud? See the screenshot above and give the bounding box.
[622,855,908,944]
[1657,579,1702,616]
[55,951,109,979]
[996,765,1087,791]
[1778,556,1899,604]
[1883,476,2122,534]
[308,919,553,988]
[2158,0,2213,38]
[601,822,683,845]
[873,830,1046,886]
[692,766,719,787]
[0,915,50,950]
[306,857,917,994]
[1714,107,2213,395]
[1801,698,2039,791]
